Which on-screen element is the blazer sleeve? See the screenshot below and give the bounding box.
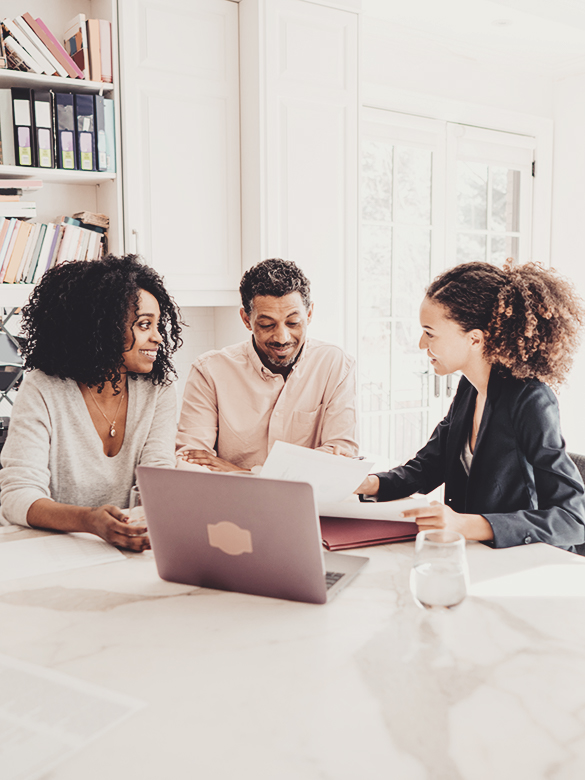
[375,399,457,502]
[484,383,585,549]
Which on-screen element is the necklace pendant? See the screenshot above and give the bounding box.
[110,426,116,438]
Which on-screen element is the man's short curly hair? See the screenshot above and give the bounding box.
[20,255,183,390]
[426,260,585,389]
[239,258,311,315]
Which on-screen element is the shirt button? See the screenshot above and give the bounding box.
[275,412,280,417]
[524,536,532,544]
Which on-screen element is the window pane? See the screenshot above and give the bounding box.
[359,319,391,413]
[490,235,520,266]
[360,413,390,464]
[393,320,428,409]
[457,232,487,263]
[492,168,520,232]
[394,146,432,224]
[360,225,391,319]
[362,140,392,222]
[394,226,431,318]
[457,162,488,229]
[395,411,426,464]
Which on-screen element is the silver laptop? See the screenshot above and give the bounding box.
[136,466,368,604]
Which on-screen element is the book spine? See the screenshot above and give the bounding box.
[33,17,84,79]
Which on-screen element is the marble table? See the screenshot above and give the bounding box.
[1,526,585,780]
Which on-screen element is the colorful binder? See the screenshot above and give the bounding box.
[33,90,54,169]
[54,93,76,170]
[74,93,96,171]
[11,88,35,167]
[94,95,107,171]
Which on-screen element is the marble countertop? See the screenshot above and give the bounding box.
[1,527,585,780]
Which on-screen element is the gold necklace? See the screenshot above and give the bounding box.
[87,387,125,438]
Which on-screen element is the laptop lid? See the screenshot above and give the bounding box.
[136,466,365,604]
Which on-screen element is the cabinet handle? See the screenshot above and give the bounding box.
[434,375,441,398]
[132,229,139,255]
[446,374,453,397]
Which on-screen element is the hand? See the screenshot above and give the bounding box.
[355,475,380,496]
[82,504,151,552]
[180,449,249,473]
[330,445,356,457]
[401,501,493,541]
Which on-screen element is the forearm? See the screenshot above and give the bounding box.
[27,498,93,533]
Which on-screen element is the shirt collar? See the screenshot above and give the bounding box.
[245,336,310,380]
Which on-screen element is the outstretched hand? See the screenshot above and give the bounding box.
[83,504,151,552]
[179,450,249,473]
[401,501,494,541]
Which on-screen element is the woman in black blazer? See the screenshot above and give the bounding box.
[358,261,585,552]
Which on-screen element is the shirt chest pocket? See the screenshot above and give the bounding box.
[291,406,323,447]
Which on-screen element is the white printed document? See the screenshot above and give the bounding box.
[0,533,125,583]
[260,440,375,503]
[0,653,144,780]
[318,495,429,522]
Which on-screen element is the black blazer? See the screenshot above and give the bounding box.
[376,369,585,551]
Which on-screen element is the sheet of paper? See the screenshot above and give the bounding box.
[0,653,144,780]
[318,496,429,522]
[0,533,125,583]
[260,440,375,503]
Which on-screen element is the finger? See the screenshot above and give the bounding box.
[401,507,439,519]
[110,518,147,536]
[112,533,151,552]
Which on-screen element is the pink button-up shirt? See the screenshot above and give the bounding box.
[176,338,358,470]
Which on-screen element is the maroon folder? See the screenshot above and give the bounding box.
[320,516,418,551]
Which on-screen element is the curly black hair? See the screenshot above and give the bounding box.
[426,260,585,389]
[20,255,183,390]
[239,258,311,315]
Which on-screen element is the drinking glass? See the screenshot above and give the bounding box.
[128,486,147,531]
[410,529,469,610]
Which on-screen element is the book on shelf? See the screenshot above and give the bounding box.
[86,19,101,83]
[14,15,66,79]
[99,20,113,84]
[0,202,36,218]
[63,14,89,80]
[0,26,6,69]
[0,214,106,285]
[104,98,116,172]
[30,16,83,79]
[10,16,58,76]
[1,17,45,75]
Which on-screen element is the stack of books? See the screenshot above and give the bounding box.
[0,177,40,219]
[0,87,115,172]
[0,210,108,285]
[0,13,112,82]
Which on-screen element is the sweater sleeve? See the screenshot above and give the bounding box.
[138,382,177,469]
[0,374,53,527]
[483,383,585,549]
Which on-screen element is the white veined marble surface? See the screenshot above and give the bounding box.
[1,526,585,780]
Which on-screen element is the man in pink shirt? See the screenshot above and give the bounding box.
[176,259,358,472]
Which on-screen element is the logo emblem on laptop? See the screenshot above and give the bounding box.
[207,521,253,556]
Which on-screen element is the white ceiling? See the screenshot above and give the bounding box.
[362,0,585,78]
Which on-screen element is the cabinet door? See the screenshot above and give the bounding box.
[118,0,241,294]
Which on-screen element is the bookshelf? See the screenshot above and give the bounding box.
[0,0,122,311]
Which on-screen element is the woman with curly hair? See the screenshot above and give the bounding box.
[358,260,585,552]
[0,255,182,552]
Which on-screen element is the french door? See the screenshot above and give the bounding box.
[359,109,535,464]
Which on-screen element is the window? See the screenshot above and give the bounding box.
[358,110,535,463]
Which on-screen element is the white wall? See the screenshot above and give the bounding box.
[361,18,555,119]
[551,72,585,452]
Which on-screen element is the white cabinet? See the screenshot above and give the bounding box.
[0,0,123,310]
[240,0,359,350]
[118,0,241,306]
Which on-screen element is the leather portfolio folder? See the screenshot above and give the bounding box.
[320,516,418,551]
